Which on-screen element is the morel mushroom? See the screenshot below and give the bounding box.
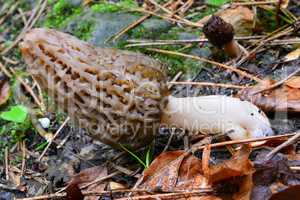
[203,15,241,57]
[20,28,273,149]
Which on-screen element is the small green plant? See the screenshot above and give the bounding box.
[91,0,137,13]
[120,144,153,168]
[35,141,49,151]
[44,0,83,28]
[206,0,231,6]
[0,105,31,142]
[0,105,28,123]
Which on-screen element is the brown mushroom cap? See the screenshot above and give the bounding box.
[20,28,168,149]
[203,15,234,48]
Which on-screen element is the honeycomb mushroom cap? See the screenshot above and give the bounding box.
[20,28,168,149]
[203,15,234,48]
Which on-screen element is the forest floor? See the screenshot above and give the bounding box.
[0,0,300,199]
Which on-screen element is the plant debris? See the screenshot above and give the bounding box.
[0,0,300,199]
[238,77,300,112]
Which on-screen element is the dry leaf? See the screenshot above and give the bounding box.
[285,76,300,88]
[280,0,290,9]
[0,77,10,106]
[66,166,108,200]
[282,48,300,62]
[269,185,300,200]
[109,181,127,190]
[251,151,300,200]
[198,6,254,36]
[237,79,300,112]
[208,145,254,184]
[139,151,208,191]
[233,174,253,200]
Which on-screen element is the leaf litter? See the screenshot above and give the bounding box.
[1,0,300,200]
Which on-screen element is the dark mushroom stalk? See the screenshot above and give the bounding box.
[20,28,273,149]
[203,15,241,57]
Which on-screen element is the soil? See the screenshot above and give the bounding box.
[0,0,300,199]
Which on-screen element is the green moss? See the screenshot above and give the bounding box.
[72,19,95,40]
[44,0,83,29]
[91,0,137,13]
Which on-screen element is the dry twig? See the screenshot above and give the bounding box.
[38,117,70,161]
[1,0,47,55]
[109,0,174,42]
[253,67,300,95]
[265,131,300,160]
[195,133,296,151]
[147,48,263,83]
[168,81,247,89]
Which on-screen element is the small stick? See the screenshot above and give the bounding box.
[133,8,202,27]
[32,77,45,112]
[127,36,264,44]
[163,128,176,152]
[253,67,300,95]
[232,0,278,6]
[38,117,70,161]
[265,131,300,161]
[2,56,19,65]
[1,63,43,114]
[1,0,47,55]
[147,48,263,83]
[109,0,174,42]
[237,26,294,66]
[168,71,183,89]
[147,0,200,27]
[56,171,120,193]
[0,61,12,77]
[16,188,212,200]
[0,2,20,26]
[5,147,9,181]
[21,140,26,177]
[168,81,247,89]
[195,133,296,150]
[18,8,28,25]
[116,190,211,200]
[110,163,140,178]
[290,166,300,170]
[9,67,43,109]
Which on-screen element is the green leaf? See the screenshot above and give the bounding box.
[207,0,230,6]
[0,105,28,123]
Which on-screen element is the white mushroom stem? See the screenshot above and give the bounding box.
[161,95,273,140]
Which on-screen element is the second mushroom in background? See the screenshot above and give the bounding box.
[203,15,242,57]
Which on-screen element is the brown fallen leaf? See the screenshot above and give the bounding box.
[280,0,290,9]
[109,181,127,190]
[139,151,209,191]
[251,150,300,200]
[269,185,300,200]
[136,150,215,200]
[208,145,254,184]
[0,77,10,106]
[237,78,300,112]
[66,166,108,200]
[285,76,300,88]
[282,48,300,62]
[263,137,296,156]
[138,145,255,199]
[198,6,254,36]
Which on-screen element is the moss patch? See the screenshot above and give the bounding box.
[91,0,137,13]
[44,0,83,29]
